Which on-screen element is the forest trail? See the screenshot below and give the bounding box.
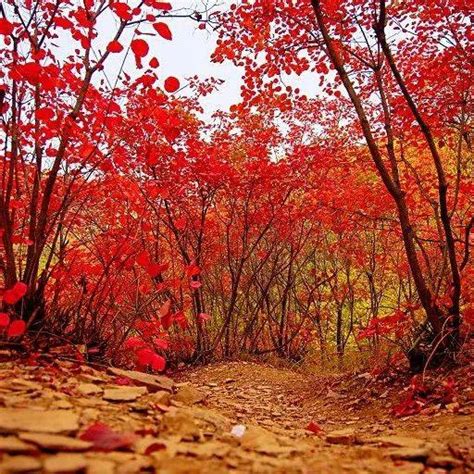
[0,358,472,473]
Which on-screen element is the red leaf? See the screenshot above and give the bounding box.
[164,76,180,93]
[161,312,173,330]
[174,217,186,230]
[146,262,168,278]
[155,2,172,9]
[13,282,27,298]
[153,22,172,40]
[80,423,137,451]
[149,57,160,68]
[136,348,166,372]
[464,306,474,325]
[306,421,323,434]
[153,337,169,350]
[0,313,10,327]
[131,39,149,58]
[107,40,124,53]
[3,282,28,305]
[124,336,145,350]
[54,17,73,29]
[0,19,14,36]
[136,348,154,367]
[174,311,188,329]
[144,0,172,9]
[113,377,132,386]
[144,442,166,455]
[7,320,26,338]
[163,127,180,142]
[392,397,423,417]
[186,264,201,277]
[15,62,42,84]
[9,199,22,209]
[158,300,171,318]
[111,2,132,20]
[36,107,54,121]
[136,250,151,267]
[150,353,166,371]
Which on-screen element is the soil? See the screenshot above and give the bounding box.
[0,357,472,473]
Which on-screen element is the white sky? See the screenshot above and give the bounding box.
[97,0,243,118]
[146,1,243,115]
[97,0,322,119]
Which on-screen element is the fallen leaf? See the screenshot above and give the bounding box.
[80,422,137,451]
[306,421,323,435]
[77,383,103,396]
[325,428,358,445]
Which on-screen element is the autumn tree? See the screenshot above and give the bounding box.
[214,0,473,369]
[0,0,211,336]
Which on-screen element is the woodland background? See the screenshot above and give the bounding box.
[0,0,472,375]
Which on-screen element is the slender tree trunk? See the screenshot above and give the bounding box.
[311,1,446,369]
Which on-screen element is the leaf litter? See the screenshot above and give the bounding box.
[0,359,471,473]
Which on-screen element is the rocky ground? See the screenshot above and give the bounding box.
[0,357,472,473]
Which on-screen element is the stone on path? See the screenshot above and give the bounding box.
[19,432,93,451]
[107,368,174,392]
[0,436,36,453]
[0,455,42,472]
[326,428,358,445]
[0,408,79,434]
[103,386,148,402]
[43,453,87,473]
[172,384,205,405]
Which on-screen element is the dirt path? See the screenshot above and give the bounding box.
[177,361,474,473]
[0,359,472,473]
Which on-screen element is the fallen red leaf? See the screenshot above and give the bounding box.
[80,422,137,451]
[306,421,323,434]
[113,376,133,386]
[144,441,166,455]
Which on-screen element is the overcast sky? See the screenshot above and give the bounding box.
[95,0,322,119]
[148,1,242,114]
[95,0,242,118]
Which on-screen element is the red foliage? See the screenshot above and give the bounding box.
[153,22,172,40]
[0,0,471,372]
[3,283,28,306]
[7,320,27,338]
[107,41,124,53]
[164,76,180,93]
[392,376,458,417]
[0,313,10,327]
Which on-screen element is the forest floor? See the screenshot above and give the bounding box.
[0,355,472,473]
